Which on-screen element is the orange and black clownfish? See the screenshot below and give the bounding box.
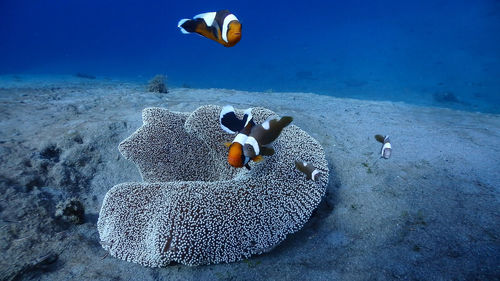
[177,10,242,47]
[219,105,260,170]
[243,116,293,160]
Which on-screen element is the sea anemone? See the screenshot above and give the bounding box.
[97,105,328,266]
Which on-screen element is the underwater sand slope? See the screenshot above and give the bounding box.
[0,76,498,280]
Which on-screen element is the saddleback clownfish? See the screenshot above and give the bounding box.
[295,160,321,181]
[375,134,392,159]
[219,105,256,170]
[178,10,242,47]
[243,116,293,160]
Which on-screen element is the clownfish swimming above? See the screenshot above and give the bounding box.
[219,105,257,170]
[178,10,242,47]
[375,134,392,159]
[243,116,293,160]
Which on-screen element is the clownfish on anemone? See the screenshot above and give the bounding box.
[295,160,321,181]
[242,116,293,160]
[219,105,258,170]
[178,10,242,47]
[220,105,292,170]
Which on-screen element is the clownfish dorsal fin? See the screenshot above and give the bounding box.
[262,116,277,130]
[224,142,232,147]
[193,12,216,27]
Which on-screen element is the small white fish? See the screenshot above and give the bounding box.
[295,160,321,181]
[375,134,392,159]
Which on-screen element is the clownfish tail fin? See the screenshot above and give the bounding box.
[220,105,238,133]
[279,116,293,127]
[220,105,251,134]
[178,19,196,34]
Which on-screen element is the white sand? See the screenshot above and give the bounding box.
[0,75,498,280]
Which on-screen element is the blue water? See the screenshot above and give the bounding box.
[1,0,500,112]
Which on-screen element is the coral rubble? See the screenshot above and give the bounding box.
[55,197,85,225]
[147,74,168,94]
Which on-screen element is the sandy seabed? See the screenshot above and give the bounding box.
[0,75,499,281]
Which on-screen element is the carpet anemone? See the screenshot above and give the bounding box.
[97,105,328,266]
